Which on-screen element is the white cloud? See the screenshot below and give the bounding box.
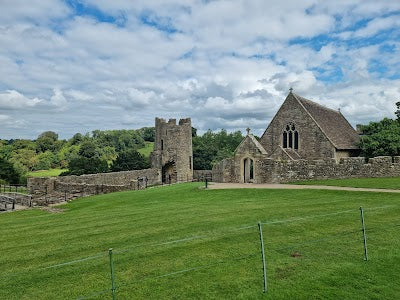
[0,0,399,138]
[50,88,68,110]
[338,15,400,39]
[0,114,26,128]
[0,90,43,109]
[0,0,70,25]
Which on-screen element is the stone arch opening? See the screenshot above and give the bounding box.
[243,157,255,183]
[162,161,176,184]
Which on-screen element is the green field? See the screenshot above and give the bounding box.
[1,183,399,299]
[138,141,154,157]
[293,177,400,189]
[27,169,67,178]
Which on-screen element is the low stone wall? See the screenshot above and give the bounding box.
[213,156,400,183]
[55,169,160,185]
[27,168,161,204]
[193,170,213,181]
[0,193,32,210]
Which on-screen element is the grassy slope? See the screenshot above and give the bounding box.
[138,141,154,157]
[0,183,399,299]
[27,169,67,177]
[293,177,400,189]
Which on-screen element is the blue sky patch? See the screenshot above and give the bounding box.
[139,10,178,34]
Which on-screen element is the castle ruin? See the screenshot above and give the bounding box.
[151,118,193,183]
[27,118,193,204]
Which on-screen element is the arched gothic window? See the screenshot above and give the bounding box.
[282,123,299,150]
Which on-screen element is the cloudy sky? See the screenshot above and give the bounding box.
[1,0,400,139]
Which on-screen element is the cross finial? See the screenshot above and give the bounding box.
[289,87,293,93]
[338,107,341,113]
[246,127,251,135]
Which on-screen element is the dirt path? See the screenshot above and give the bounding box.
[207,182,400,193]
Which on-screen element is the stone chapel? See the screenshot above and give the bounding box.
[212,90,362,183]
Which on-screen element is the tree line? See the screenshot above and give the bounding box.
[0,127,244,184]
[0,127,155,184]
[358,102,400,158]
[2,100,399,185]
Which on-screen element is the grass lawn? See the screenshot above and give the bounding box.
[0,183,399,299]
[293,177,400,189]
[137,142,154,157]
[27,169,67,177]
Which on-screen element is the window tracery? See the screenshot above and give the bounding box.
[282,123,299,150]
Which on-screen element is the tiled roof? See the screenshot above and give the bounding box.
[293,93,360,150]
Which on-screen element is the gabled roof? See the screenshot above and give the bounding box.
[236,134,268,155]
[292,93,360,150]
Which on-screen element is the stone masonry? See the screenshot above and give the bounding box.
[150,118,193,183]
[213,156,400,183]
[27,117,194,205]
[28,169,160,204]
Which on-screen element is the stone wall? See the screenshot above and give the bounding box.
[260,93,336,160]
[213,156,400,183]
[193,170,213,181]
[151,118,193,183]
[27,168,161,204]
[0,193,32,210]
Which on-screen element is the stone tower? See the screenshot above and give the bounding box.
[151,118,193,183]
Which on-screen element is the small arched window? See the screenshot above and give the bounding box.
[282,123,299,150]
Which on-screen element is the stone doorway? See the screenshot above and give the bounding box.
[162,162,176,184]
[243,158,254,183]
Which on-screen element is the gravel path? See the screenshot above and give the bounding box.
[207,182,400,193]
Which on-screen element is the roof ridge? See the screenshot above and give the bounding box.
[291,93,339,148]
[292,93,341,115]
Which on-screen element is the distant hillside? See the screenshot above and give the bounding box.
[137,142,154,158]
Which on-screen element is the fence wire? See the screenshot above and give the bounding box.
[76,253,258,300]
[2,204,397,280]
[2,204,399,300]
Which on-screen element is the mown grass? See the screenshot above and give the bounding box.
[27,169,67,178]
[293,177,400,189]
[137,142,154,158]
[0,183,399,299]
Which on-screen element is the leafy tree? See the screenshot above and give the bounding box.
[62,157,108,176]
[92,129,145,152]
[70,133,84,145]
[138,127,155,142]
[58,145,80,168]
[193,129,243,169]
[78,141,99,158]
[36,131,59,152]
[62,140,108,175]
[111,149,149,172]
[10,149,38,172]
[11,139,37,151]
[98,146,118,165]
[396,101,400,121]
[0,143,13,160]
[35,151,56,170]
[358,118,400,158]
[0,157,21,184]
